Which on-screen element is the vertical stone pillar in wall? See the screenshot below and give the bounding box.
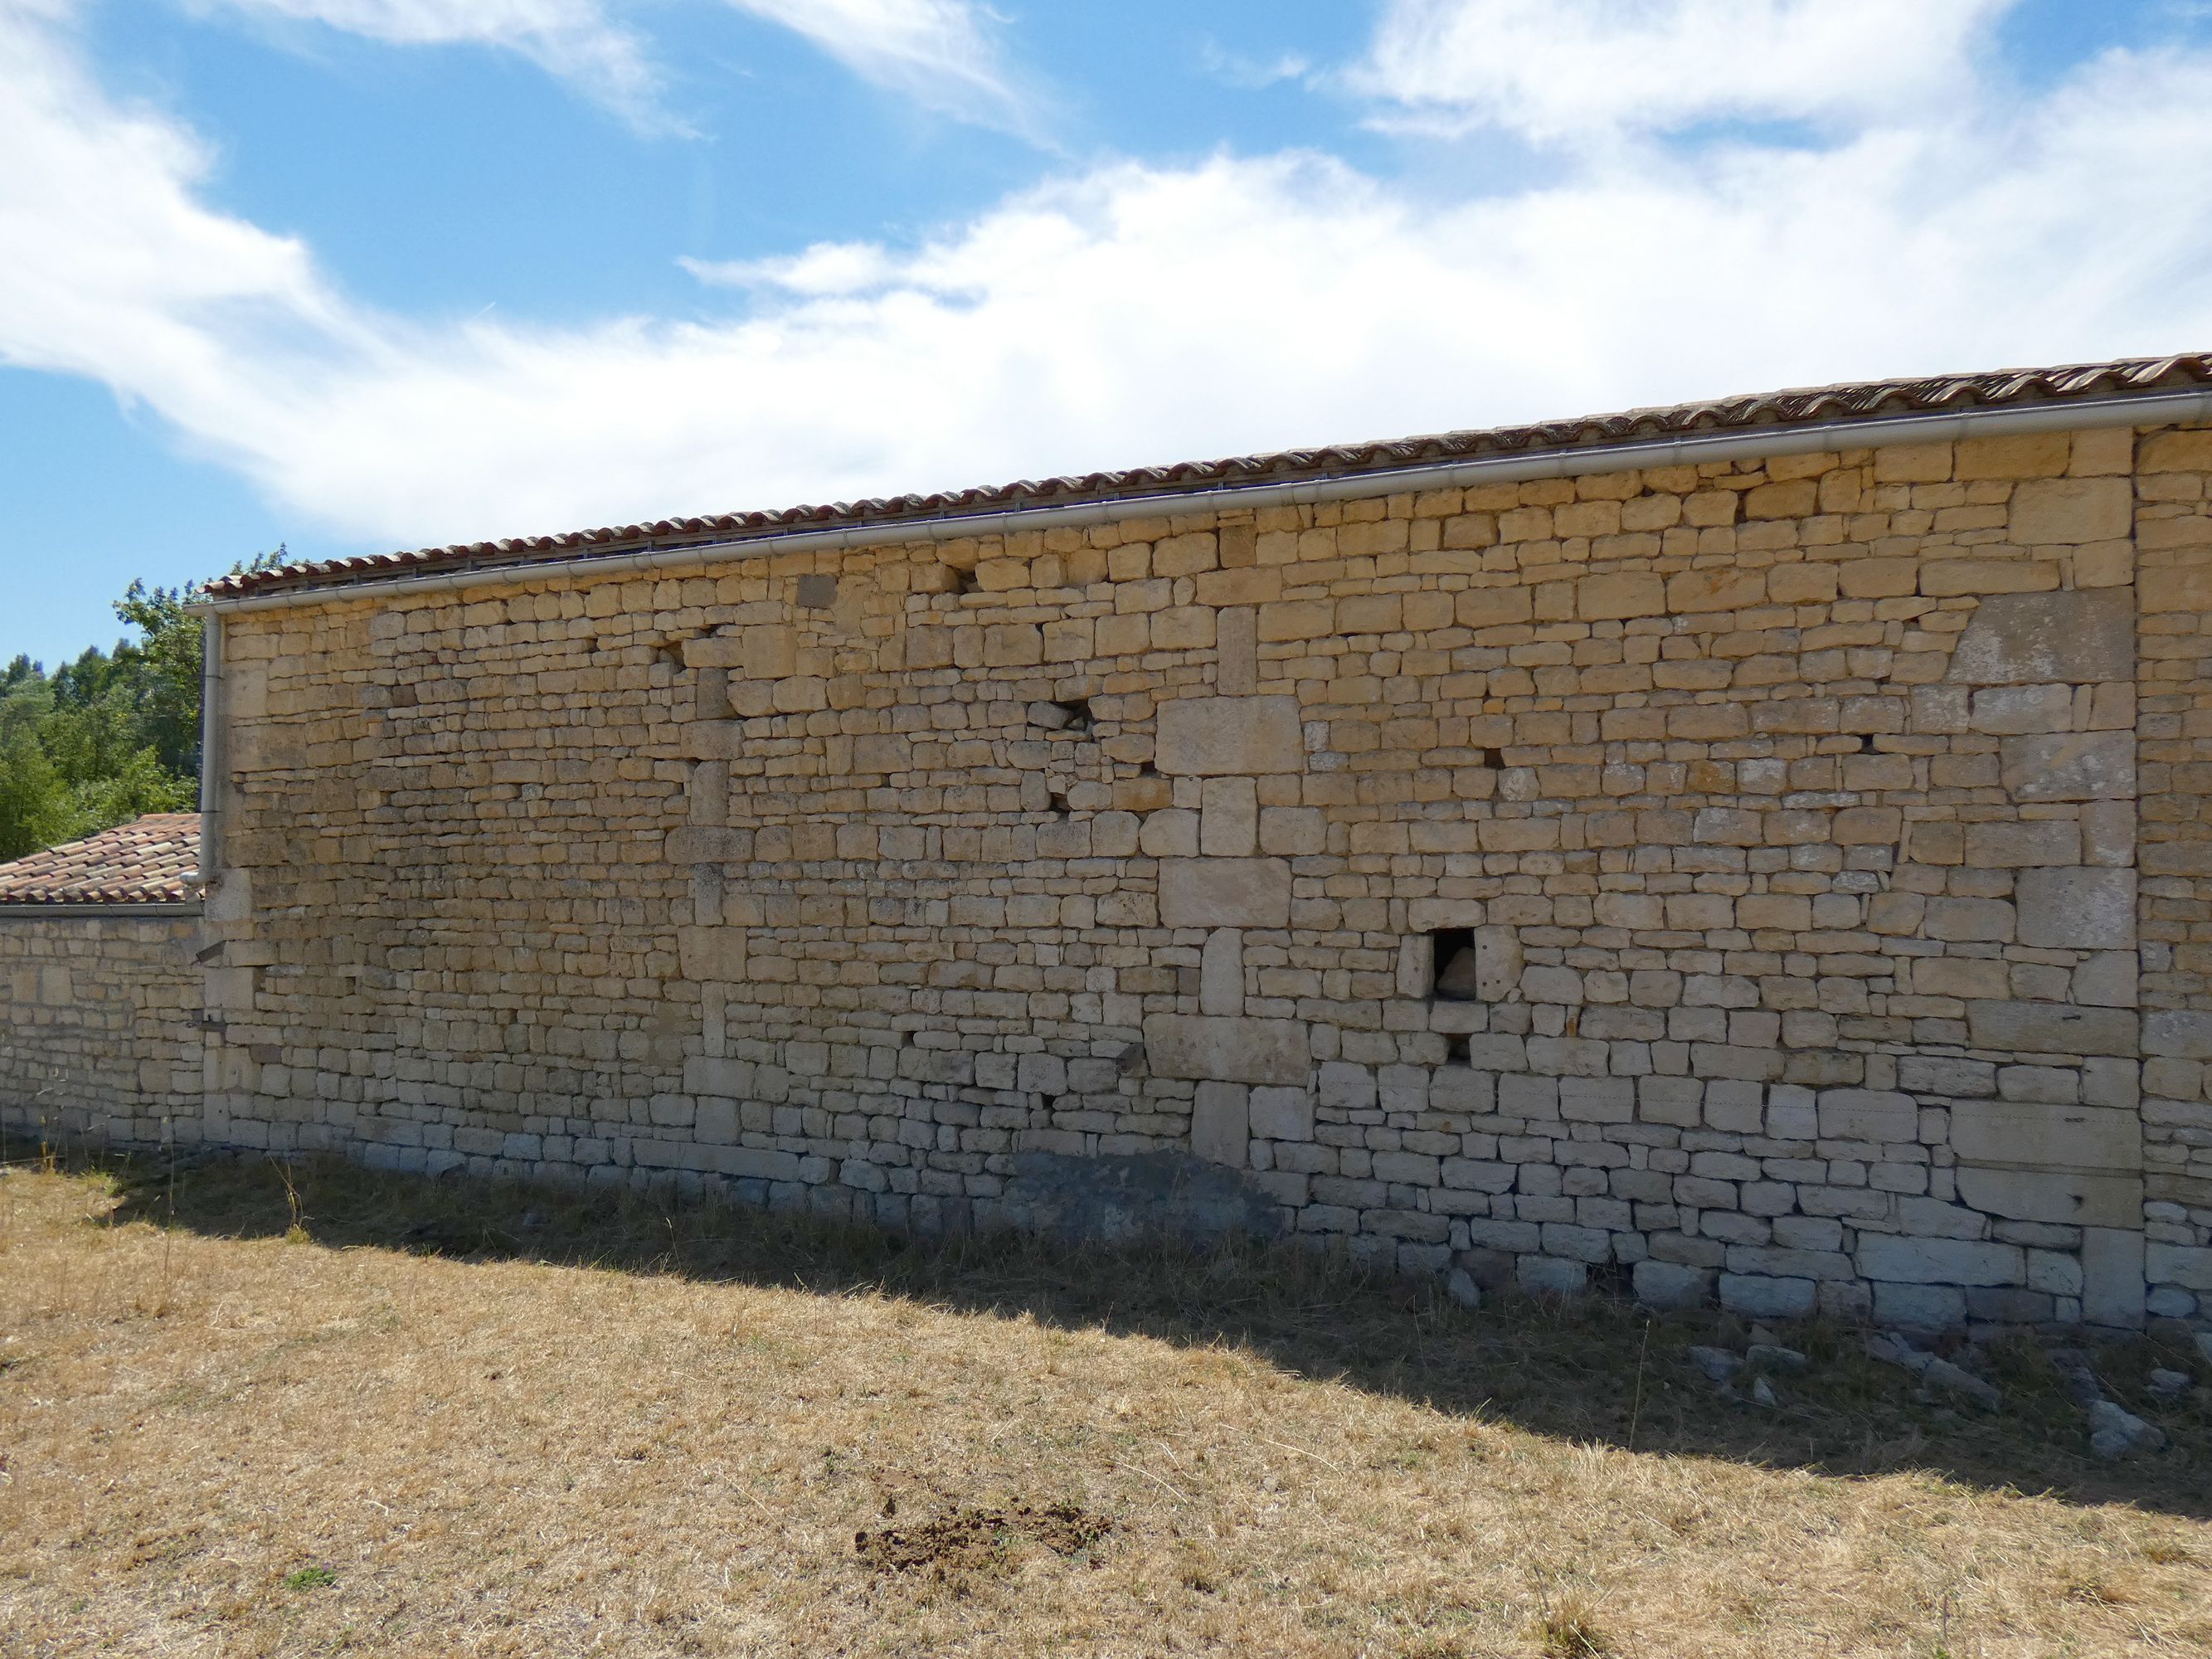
[2135,425,2212,1328]
[1144,693,1311,1170]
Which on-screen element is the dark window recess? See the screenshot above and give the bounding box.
[1431,928,1480,1001]
[1047,790,1072,817]
[797,574,839,608]
[945,563,979,595]
[1478,747,1505,768]
[1030,697,1092,732]
[1443,1033,1471,1065]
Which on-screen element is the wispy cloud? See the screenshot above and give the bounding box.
[187,0,1032,132]
[1347,0,2011,141]
[3,2,2210,557]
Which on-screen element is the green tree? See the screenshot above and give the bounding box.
[0,547,290,860]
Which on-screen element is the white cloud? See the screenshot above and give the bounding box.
[3,2,2212,557]
[1349,0,2012,141]
[730,0,1028,131]
[189,0,1026,130]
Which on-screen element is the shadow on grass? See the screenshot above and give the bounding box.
[87,1147,2212,1520]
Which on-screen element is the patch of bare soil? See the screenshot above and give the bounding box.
[854,1500,1111,1575]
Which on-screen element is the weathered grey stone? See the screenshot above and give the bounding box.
[1969,683,2075,733]
[2081,1226,2146,1329]
[677,926,747,982]
[1963,820,2081,867]
[1199,928,1244,1016]
[1955,1166,2143,1227]
[1191,1080,1250,1167]
[1155,695,1305,776]
[666,825,749,864]
[1951,1102,2142,1171]
[1633,1259,1713,1310]
[1923,1357,2003,1410]
[1857,1234,2025,1286]
[1947,589,2135,684]
[1966,1000,2137,1057]
[1719,1274,1816,1319]
[1247,1084,1313,1141]
[2143,1010,2212,1058]
[1199,776,1258,856]
[2001,732,2135,800]
[1685,1344,1742,1382]
[1143,1014,1309,1086]
[2015,867,2136,950]
[1158,858,1291,928]
[2147,1243,2212,1291]
[1474,926,1522,1001]
[1817,1088,1918,1141]
[2088,1398,2165,1459]
[1516,1255,1587,1296]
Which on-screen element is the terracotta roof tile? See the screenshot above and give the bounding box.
[0,815,202,906]
[209,352,2212,601]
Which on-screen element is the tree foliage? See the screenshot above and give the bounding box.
[0,552,288,861]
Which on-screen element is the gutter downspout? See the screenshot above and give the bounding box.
[196,387,2212,618]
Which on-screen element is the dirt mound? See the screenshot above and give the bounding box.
[854,1502,1111,1576]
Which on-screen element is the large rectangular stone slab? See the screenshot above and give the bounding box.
[1155,696,1305,776]
[1966,1000,2137,1057]
[1159,858,1291,928]
[2001,732,2134,800]
[678,926,747,982]
[2015,867,2137,950]
[1951,1102,2142,1171]
[1947,590,2134,684]
[2007,476,2132,545]
[1144,1014,1310,1086]
[1954,1166,2144,1227]
[1858,1235,2025,1287]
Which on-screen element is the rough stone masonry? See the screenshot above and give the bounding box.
[9,363,2212,1337]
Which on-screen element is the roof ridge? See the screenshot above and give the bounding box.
[208,351,2212,601]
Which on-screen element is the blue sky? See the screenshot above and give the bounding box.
[3,0,2210,668]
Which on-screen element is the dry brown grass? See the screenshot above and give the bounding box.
[2,1153,2209,1657]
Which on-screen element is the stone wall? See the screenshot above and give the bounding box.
[0,912,205,1154]
[202,420,2212,1333]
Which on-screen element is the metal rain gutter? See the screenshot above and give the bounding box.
[196,387,2212,620]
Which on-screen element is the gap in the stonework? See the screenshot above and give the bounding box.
[1432,928,1478,1000]
[1031,697,1092,732]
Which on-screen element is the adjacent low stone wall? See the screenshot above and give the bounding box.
[193,419,2212,1335]
[0,911,205,1154]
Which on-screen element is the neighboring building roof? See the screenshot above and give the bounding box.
[0,814,202,907]
[209,351,2212,603]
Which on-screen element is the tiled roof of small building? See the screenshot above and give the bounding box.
[0,814,202,906]
[208,351,2212,601]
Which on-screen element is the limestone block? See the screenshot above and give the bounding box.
[2146,1243,2212,1291]
[1155,695,1305,776]
[1143,1014,1309,1086]
[1966,1000,2137,1057]
[1257,806,1325,856]
[1473,926,1522,1001]
[1200,928,1245,1016]
[1968,684,2073,735]
[1139,809,1199,857]
[684,1056,753,1097]
[2015,867,2136,950]
[1192,1080,1251,1167]
[1577,571,1665,620]
[1818,1089,1918,1141]
[1200,776,1259,857]
[684,722,744,760]
[2139,563,2212,614]
[1857,1235,2025,1287]
[2008,476,2132,544]
[678,927,747,983]
[2144,1010,2212,1058]
[1947,590,2134,684]
[1951,1102,2142,1171]
[1955,1166,2143,1227]
[1249,1085,1313,1141]
[2001,732,2134,800]
[1632,1259,1713,1310]
[666,826,749,864]
[1159,859,1291,928]
[2081,1226,2146,1328]
[1963,820,2081,868]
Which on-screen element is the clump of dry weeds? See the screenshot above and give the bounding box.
[1,1152,2208,1657]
